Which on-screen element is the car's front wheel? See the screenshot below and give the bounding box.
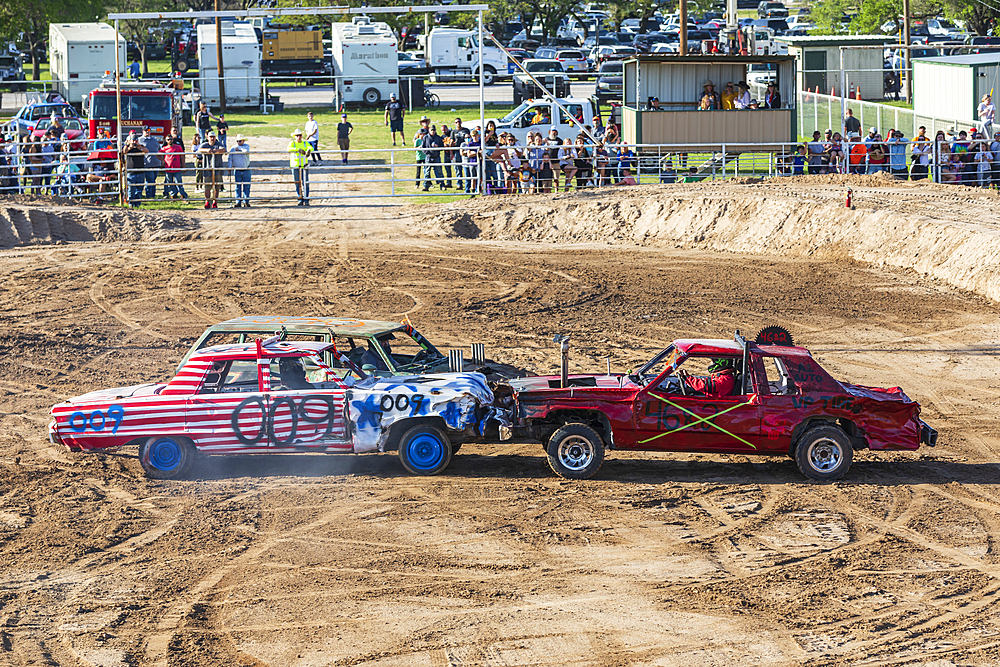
[794,424,854,481]
[398,424,453,475]
[140,436,197,480]
[546,423,604,480]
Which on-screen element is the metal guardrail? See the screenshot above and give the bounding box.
[2,138,991,205]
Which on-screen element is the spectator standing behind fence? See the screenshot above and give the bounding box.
[138,126,162,201]
[198,131,226,209]
[843,109,861,138]
[887,130,907,179]
[933,130,949,182]
[910,126,930,180]
[414,127,428,189]
[122,132,147,207]
[848,133,867,174]
[807,131,825,174]
[422,125,445,191]
[337,113,353,165]
[0,137,14,194]
[976,138,992,186]
[953,130,972,182]
[991,132,1000,185]
[162,137,189,200]
[229,134,251,208]
[288,129,312,206]
[440,124,455,189]
[979,94,995,138]
[385,93,406,146]
[451,118,469,192]
[53,154,79,196]
[867,134,887,174]
[305,112,322,164]
[461,127,479,194]
[194,102,219,143]
[216,114,229,150]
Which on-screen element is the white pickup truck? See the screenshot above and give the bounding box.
[484,97,600,145]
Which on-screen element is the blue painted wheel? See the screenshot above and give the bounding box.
[398,425,452,476]
[140,436,196,479]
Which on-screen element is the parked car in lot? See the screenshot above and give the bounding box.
[513,59,570,104]
[50,338,495,478]
[554,49,589,75]
[0,51,26,90]
[757,1,789,18]
[397,51,427,73]
[492,328,936,481]
[6,100,78,137]
[594,60,623,104]
[30,117,87,151]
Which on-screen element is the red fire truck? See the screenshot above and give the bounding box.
[83,78,185,141]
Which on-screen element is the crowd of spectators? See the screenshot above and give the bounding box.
[786,108,1000,186]
[411,112,638,195]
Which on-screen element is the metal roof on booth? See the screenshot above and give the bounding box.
[912,53,1000,66]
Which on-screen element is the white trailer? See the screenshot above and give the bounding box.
[426,28,506,85]
[49,23,126,107]
[197,22,261,108]
[331,17,399,107]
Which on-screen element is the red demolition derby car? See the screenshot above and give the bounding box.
[493,327,937,481]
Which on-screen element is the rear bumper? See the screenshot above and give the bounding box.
[920,420,938,447]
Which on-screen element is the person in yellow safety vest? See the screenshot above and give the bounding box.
[288,129,312,206]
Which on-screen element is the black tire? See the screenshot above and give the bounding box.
[479,66,496,86]
[546,423,604,480]
[176,60,189,73]
[398,424,452,476]
[513,89,522,105]
[450,443,462,455]
[794,424,854,481]
[139,435,197,480]
[362,87,381,106]
[427,93,440,108]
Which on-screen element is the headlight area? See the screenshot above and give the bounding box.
[48,419,62,445]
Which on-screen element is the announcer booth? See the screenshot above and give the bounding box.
[622,54,797,147]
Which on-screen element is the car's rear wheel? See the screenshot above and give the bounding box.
[546,423,604,480]
[140,435,196,480]
[794,424,853,481]
[398,424,452,475]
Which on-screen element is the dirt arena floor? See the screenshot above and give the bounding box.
[3,180,1000,666]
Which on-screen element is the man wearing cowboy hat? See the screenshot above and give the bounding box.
[288,129,312,206]
[385,92,406,146]
[228,134,251,208]
[197,131,226,209]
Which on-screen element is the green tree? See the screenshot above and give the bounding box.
[810,0,851,35]
[849,0,900,34]
[0,0,104,79]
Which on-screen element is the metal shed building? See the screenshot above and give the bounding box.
[775,34,888,98]
[622,54,796,146]
[913,53,1000,122]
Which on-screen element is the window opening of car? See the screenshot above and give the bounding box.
[501,102,531,123]
[761,356,797,395]
[526,61,563,73]
[269,355,330,390]
[600,62,623,74]
[524,105,550,125]
[558,104,584,124]
[653,356,744,397]
[630,345,679,384]
[376,331,444,372]
[219,360,259,393]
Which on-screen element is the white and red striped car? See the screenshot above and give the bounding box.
[49,337,494,479]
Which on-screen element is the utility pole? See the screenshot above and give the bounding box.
[679,0,688,56]
[215,0,227,114]
[902,0,911,102]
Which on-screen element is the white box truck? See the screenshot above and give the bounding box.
[426,28,506,85]
[331,17,398,107]
[197,22,261,108]
[49,23,126,107]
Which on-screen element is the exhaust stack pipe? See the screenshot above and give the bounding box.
[553,334,570,388]
[471,342,485,365]
[448,349,464,373]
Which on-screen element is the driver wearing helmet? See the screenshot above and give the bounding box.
[677,358,737,397]
[277,356,314,390]
[360,333,395,371]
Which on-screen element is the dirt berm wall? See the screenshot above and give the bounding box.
[420,178,1000,304]
[0,198,198,248]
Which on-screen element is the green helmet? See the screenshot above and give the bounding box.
[708,357,736,373]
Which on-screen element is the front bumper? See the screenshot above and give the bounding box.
[920,420,938,447]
